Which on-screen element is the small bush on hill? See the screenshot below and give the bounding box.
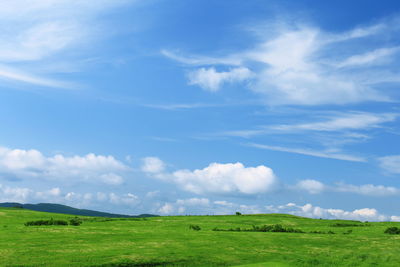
[235,212,242,216]
[384,227,400,234]
[213,224,304,233]
[25,218,68,226]
[69,217,83,226]
[331,223,369,227]
[189,224,201,231]
[309,230,335,234]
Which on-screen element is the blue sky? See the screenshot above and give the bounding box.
[1,0,400,221]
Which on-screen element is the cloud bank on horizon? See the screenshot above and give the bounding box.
[1,0,400,221]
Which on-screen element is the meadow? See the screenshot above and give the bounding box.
[1,207,400,266]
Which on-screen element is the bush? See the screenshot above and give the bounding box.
[213,224,304,233]
[69,217,82,226]
[189,224,201,231]
[331,223,368,227]
[24,218,68,226]
[235,212,242,216]
[309,230,335,234]
[384,227,400,234]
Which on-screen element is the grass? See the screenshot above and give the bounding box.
[1,207,400,266]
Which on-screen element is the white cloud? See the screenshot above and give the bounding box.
[295,179,400,197]
[334,183,400,196]
[109,192,139,205]
[0,183,141,210]
[141,157,166,174]
[214,200,234,207]
[176,198,210,206]
[391,216,400,222]
[0,184,32,203]
[0,0,132,88]
[170,162,277,195]
[165,18,400,105]
[0,146,129,185]
[337,47,400,68]
[188,67,253,92]
[145,190,160,198]
[292,203,388,221]
[0,64,73,88]
[248,143,366,162]
[142,158,278,195]
[378,155,400,174]
[99,173,124,185]
[152,198,400,221]
[271,112,398,132]
[161,49,242,66]
[296,179,325,194]
[158,203,174,215]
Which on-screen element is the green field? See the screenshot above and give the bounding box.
[1,207,400,266]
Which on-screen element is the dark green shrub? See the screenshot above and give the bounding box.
[343,230,353,234]
[384,227,400,234]
[189,224,201,231]
[331,223,368,227]
[215,224,304,233]
[309,230,335,234]
[24,218,68,226]
[235,212,242,216]
[69,217,82,226]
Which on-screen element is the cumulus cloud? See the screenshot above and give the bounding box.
[158,203,174,215]
[0,146,130,185]
[378,155,400,174]
[391,216,400,222]
[152,198,399,221]
[170,162,278,195]
[291,203,388,221]
[0,183,140,212]
[164,18,400,105]
[143,158,278,195]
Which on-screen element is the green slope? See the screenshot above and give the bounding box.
[0,202,157,218]
[1,207,400,266]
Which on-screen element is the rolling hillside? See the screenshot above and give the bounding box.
[0,202,157,218]
[1,207,400,266]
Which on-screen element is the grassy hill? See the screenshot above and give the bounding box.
[1,207,400,266]
[0,202,157,218]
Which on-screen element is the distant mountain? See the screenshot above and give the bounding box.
[0,202,158,218]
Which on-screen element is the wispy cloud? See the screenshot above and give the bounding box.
[223,112,398,138]
[378,155,400,174]
[164,17,400,105]
[271,112,398,132]
[142,102,220,110]
[295,179,400,197]
[247,143,366,162]
[0,0,132,89]
[0,65,74,89]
